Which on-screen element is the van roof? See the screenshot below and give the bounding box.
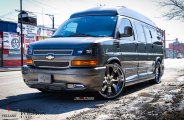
[70,6,156,27]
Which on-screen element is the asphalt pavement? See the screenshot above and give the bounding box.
[0,59,183,120]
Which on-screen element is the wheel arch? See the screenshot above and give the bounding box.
[156,57,162,63]
[106,57,121,66]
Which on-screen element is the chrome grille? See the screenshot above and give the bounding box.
[33,49,73,55]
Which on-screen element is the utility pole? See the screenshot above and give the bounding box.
[20,0,23,66]
[1,34,3,67]
[173,42,174,59]
[45,14,54,29]
[163,30,166,58]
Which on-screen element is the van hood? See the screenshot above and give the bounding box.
[30,37,110,49]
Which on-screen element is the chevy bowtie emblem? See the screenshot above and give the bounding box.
[46,54,55,60]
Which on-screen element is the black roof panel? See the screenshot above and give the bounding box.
[70,7,118,18]
[69,6,156,27]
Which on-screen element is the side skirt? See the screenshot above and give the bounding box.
[125,75,155,87]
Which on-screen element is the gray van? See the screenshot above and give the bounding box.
[22,6,164,99]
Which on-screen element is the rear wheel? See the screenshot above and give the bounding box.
[99,63,125,99]
[151,61,161,84]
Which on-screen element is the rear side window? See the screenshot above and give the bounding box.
[134,21,146,43]
[149,27,161,44]
[142,24,152,43]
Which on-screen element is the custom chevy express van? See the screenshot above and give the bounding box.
[22,6,164,99]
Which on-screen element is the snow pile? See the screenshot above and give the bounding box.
[177,76,184,82]
[95,114,111,120]
[161,94,173,103]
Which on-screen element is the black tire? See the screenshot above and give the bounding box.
[151,61,161,84]
[99,63,125,99]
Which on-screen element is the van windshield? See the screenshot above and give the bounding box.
[52,16,117,37]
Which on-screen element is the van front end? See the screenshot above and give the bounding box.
[22,41,106,92]
[22,65,105,92]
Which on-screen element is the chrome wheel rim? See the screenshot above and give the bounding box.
[99,64,124,99]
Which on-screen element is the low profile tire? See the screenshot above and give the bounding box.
[151,61,161,84]
[99,63,125,99]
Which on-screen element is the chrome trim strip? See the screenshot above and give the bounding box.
[106,52,163,56]
[35,66,70,69]
[33,49,73,55]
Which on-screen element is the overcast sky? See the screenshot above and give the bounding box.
[0,0,184,45]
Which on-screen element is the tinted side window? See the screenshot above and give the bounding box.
[134,21,146,43]
[143,25,152,43]
[150,27,159,44]
[119,18,134,40]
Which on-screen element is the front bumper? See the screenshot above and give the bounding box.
[22,65,105,91]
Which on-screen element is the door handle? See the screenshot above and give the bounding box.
[136,43,138,47]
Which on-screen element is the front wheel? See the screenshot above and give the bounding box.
[99,63,125,99]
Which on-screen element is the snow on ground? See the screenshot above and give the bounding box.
[67,59,184,120]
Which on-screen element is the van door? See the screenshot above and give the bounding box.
[118,18,138,82]
[142,24,155,78]
[134,21,148,80]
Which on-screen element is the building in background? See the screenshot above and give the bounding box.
[166,39,184,58]
[37,25,55,40]
[0,20,55,67]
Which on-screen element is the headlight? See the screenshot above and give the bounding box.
[27,46,33,55]
[74,48,97,55]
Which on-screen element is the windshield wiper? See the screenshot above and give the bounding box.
[68,33,96,37]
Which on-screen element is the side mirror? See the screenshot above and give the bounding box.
[117,26,133,38]
[122,26,133,37]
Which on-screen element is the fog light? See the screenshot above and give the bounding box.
[67,84,85,89]
[26,59,33,64]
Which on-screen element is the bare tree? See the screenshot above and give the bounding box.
[160,0,184,21]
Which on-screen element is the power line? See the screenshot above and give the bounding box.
[29,0,59,12]
[23,0,65,16]
[15,9,54,16]
[0,10,16,17]
[0,16,17,21]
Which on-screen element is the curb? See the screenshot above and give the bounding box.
[0,67,21,72]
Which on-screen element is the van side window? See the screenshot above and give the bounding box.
[143,25,152,43]
[134,21,146,43]
[156,29,163,41]
[119,18,134,40]
[150,27,160,44]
